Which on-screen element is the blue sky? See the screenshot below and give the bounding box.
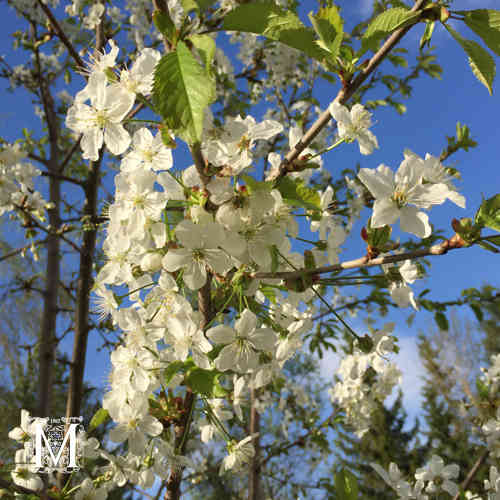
[0,0,499,468]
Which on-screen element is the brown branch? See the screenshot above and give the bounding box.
[272,0,429,181]
[35,0,85,70]
[452,448,489,500]
[64,18,106,428]
[165,275,214,500]
[0,238,48,263]
[14,205,82,255]
[0,477,43,497]
[41,170,84,187]
[248,387,261,500]
[59,136,82,173]
[29,19,63,419]
[253,235,487,280]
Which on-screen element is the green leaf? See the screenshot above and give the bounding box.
[153,10,177,44]
[434,311,449,331]
[309,5,343,60]
[153,41,215,144]
[362,8,421,52]
[186,368,228,397]
[335,469,359,500]
[222,3,329,64]
[164,360,187,385]
[463,9,500,57]
[240,174,273,192]
[478,240,500,253]
[183,0,217,11]
[420,20,435,50]
[445,25,496,95]
[88,408,110,433]
[475,194,500,232]
[276,177,321,210]
[188,34,216,74]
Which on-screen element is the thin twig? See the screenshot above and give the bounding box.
[452,448,489,500]
[253,235,490,280]
[35,0,85,70]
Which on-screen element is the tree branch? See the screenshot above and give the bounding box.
[35,0,85,70]
[272,0,429,181]
[41,170,84,187]
[452,448,489,500]
[253,235,488,280]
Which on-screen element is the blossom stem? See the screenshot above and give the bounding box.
[305,138,345,161]
[277,249,360,340]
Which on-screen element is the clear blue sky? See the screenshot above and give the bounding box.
[0,0,499,468]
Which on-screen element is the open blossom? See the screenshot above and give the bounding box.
[219,435,256,475]
[165,312,212,368]
[115,48,161,96]
[162,219,233,290]
[66,72,135,161]
[358,154,453,238]
[204,114,283,175]
[109,404,163,457]
[75,478,108,500]
[329,102,378,155]
[121,127,173,172]
[406,150,466,208]
[415,455,460,497]
[207,309,276,373]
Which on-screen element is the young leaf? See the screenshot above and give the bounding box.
[276,177,321,210]
[186,368,228,397]
[153,10,177,44]
[308,5,344,60]
[445,25,496,95]
[88,408,110,433]
[475,194,500,232]
[362,8,421,53]
[153,41,215,144]
[434,311,449,331]
[463,9,500,57]
[222,2,328,63]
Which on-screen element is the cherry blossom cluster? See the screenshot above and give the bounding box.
[0,143,47,218]
[329,323,402,437]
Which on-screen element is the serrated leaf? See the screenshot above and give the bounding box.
[222,3,329,64]
[434,311,449,331]
[463,9,500,57]
[186,368,228,397]
[475,194,500,232]
[445,25,496,95]
[276,177,321,210]
[153,42,215,144]
[362,8,421,52]
[188,34,216,74]
[309,5,343,60]
[88,408,109,433]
